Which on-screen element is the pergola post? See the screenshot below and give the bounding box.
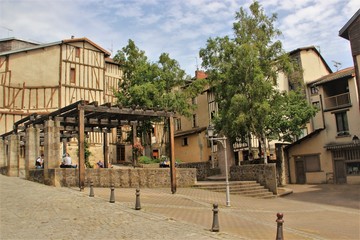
[132,122,138,167]
[78,105,85,190]
[0,138,6,168]
[169,116,176,194]
[7,134,19,177]
[25,125,37,178]
[103,132,109,168]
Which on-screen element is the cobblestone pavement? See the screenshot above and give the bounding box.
[1,175,359,240]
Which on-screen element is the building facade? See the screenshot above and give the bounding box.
[286,67,360,184]
[339,8,360,109]
[0,37,130,166]
[174,46,332,178]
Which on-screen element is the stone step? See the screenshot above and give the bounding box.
[192,181,275,199]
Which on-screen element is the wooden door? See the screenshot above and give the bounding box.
[334,160,346,184]
[295,160,306,184]
[116,144,125,163]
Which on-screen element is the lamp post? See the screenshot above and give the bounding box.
[207,125,231,207]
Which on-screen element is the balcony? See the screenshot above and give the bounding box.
[324,92,351,110]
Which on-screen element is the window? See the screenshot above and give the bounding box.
[297,155,321,172]
[210,111,215,120]
[192,114,197,128]
[335,111,349,136]
[182,137,188,146]
[175,118,181,131]
[347,162,360,175]
[192,97,197,105]
[75,47,80,58]
[312,101,320,110]
[304,155,320,172]
[310,86,318,95]
[70,68,76,83]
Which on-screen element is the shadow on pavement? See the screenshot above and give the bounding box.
[281,184,360,210]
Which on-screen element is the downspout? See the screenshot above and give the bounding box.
[319,94,326,129]
[285,147,291,184]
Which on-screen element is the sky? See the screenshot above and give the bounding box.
[0,0,359,76]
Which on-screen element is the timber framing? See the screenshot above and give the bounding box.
[1,100,173,141]
[1,100,177,193]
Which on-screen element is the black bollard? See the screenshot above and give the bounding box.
[109,184,115,203]
[276,212,284,240]
[135,188,141,210]
[211,203,220,232]
[89,181,94,197]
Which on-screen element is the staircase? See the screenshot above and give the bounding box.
[192,180,275,199]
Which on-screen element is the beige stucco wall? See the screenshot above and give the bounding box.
[174,90,211,163]
[300,50,330,83]
[10,46,60,86]
[288,130,333,184]
[347,175,360,184]
[320,77,360,143]
[175,132,207,163]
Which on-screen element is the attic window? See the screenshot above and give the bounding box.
[70,68,76,83]
[75,47,80,58]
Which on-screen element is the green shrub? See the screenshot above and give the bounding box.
[139,156,160,164]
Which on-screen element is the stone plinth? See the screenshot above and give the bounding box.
[28,168,197,188]
[230,164,278,194]
[7,134,19,177]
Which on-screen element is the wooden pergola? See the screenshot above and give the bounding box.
[1,100,177,193]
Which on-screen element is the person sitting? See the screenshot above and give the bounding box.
[35,154,44,169]
[60,153,77,168]
[97,160,104,168]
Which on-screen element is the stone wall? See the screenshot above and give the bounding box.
[230,164,277,194]
[28,168,197,188]
[178,161,220,180]
[0,166,8,175]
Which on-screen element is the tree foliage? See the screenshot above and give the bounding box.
[199,1,316,144]
[113,39,205,117]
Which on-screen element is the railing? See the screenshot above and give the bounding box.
[324,92,351,109]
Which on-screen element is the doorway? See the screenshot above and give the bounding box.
[295,160,306,184]
[334,160,346,184]
[116,144,125,163]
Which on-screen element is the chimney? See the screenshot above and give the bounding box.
[71,35,74,39]
[195,70,207,79]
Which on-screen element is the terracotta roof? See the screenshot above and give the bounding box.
[308,67,355,86]
[174,127,207,138]
[339,9,360,40]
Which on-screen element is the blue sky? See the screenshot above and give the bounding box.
[0,0,359,76]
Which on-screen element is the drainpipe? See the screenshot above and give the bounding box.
[285,147,291,184]
[319,94,326,129]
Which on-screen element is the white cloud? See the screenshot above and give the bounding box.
[0,0,356,75]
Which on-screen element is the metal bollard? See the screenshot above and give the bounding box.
[276,212,284,240]
[135,188,141,210]
[211,203,220,232]
[89,180,94,197]
[109,184,115,203]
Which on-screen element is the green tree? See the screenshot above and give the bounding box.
[114,39,204,116]
[113,39,205,157]
[199,1,317,160]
